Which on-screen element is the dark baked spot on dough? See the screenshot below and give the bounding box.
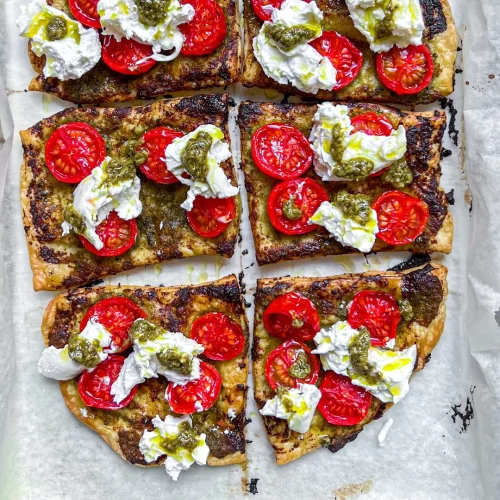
[118,429,154,466]
[175,93,228,119]
[420,0,447,39]
[40,246,63,264]
[325,432,360,454]
[388,254,431,272]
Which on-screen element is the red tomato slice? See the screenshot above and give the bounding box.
[80,297,147,352]
[263,292,320,342]
[318,371,372,426]
[267,178,329,235]
[45,122,106,184]
[372,190,429,245]
[79,211,138,257]
[78,355,138,410]
[376,44,434,95]
[101,35,157,75]
[166,361,222,414]
[137,127,183,184]
[250,0,283,21]
[309,31,363,91]
[348,290,401,346]
[187,196,236,238]
[190,312,245,361]
[180,0,226,56]
[68,0,101,28]
[265,340,319,390]
[251,124,313,180]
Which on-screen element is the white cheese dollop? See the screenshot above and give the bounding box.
[309,201,379,253]
[61,157,142,250]
[253,0,337,94]
[17,0,101,80]
[310,103,407,181]
[260,383,321,434]
[98,0,194,62]
[164,125,238,211]
[346,0,425,53]
[139,415,209,480]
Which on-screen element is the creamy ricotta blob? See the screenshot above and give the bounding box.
[260,383,321,433]
[346,0,425,53]
[139,415,209,480]
[61,156,142,250]
[17,0,101,80]
[97,0,194,62]
[164,124,238,211]
[310,103,407,182]
[253,0,337,93]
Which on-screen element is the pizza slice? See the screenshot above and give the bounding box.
[252,263,448,464]
[39,275,249,479]
[238,100,453,265]
[20,93,241,291]
[242,0,457,105]
[18,0,241,104]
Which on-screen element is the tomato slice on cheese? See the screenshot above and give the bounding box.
[187,196,236,238]
[101,35,157,75]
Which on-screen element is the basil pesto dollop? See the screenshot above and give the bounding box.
[45,15,68,41]
[282,196,303,221]
[265,24,316,51]
[157,348,193,375]
[130,319,161,343]
[181,131,212,181]
[398,298,414,322]
[381,158,413,188]
[161,421,199,454]
[288,350,311,379]
[68,334,101,368]
[335,190,372,225]
[134,0,171,27]
[373,0,397,40]
[349,327,381,385]
[63,205,87,235]
[101,157,136,187]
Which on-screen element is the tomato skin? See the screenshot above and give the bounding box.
[166,361,222,414]
[348,290,401,346]
[80,297,147,352]
[372,190,429,246]
[263,292,320,342]
[101,35,157,75]
[45,122,106,184]
[187,196,236,238]
[251,124,313,180]
[309,31,363,91]
[190,312,245,361]
[376,44,434,95]
[318,371,372,426]
[350,112,394,137]
[250,0,283,21]
[78,355,138,410]
[79,211,138,257]
[267,178,329,235]
[180,0,226,56]
[265,340,319,390]
[68,0,101,28]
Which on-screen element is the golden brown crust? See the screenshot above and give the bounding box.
[253,263,448,465]
[238,100,453,265]
[20,94,241,291]
[41,275,249,467]
[242,0,458,105]
[27,0,242,104]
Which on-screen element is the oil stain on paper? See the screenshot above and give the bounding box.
[449,386,476,433]
[333,479,373,500]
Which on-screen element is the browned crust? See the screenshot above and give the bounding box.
[20,94,241,291]
[27,0,242,104]
[238,100,453,266]
[252,263,448,464]
[242,0,458,105]
[41,275,249,467]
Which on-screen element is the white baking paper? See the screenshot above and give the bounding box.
[1,0,499,498]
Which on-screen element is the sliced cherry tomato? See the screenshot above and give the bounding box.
[265,340,319,390]
[79,211,138,257]
[263,292,320,342]
[78,355,138,410]
[267,178,329,235]
[348,290,401,346]
[68,0,101,28]
[45,122,106,184]
[190,312,245,361]
[309,31,363,91]
[250,0,282,21]
[80,297,147,352]
[251,124,313,180]
[187,196,236,238]
[318,371,372,426]
[137,127,183,184]
[376,44,434,95]
[372,190,429,246]
[101,35,157,76]
[180,0,226,56]
[166,361,222,414]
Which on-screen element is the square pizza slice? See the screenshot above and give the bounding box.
[252,263,448,464]
[238,100,453,266]
[20,93,241,291]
